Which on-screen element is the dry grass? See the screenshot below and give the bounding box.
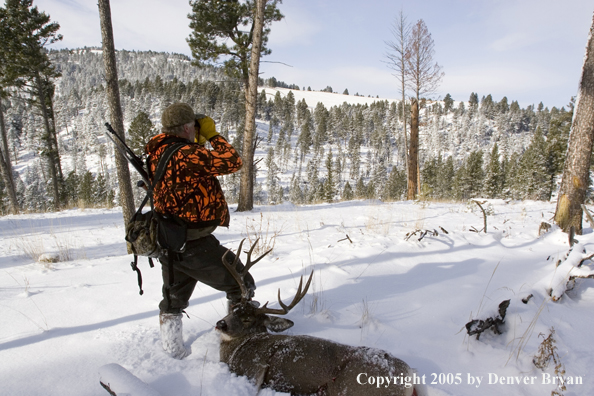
[533,328,567,396]
[243,212,284,256]
[13,235,46,264]
[308,270,325,315]
[52,233,76,262]
[12,227,80,266]
[357,297,379,340]
[363,202,394,235]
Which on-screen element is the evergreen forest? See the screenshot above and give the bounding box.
[0,48,576,215]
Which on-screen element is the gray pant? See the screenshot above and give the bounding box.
[158,235,256,314]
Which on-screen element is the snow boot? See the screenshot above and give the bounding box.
[159,313,191,359]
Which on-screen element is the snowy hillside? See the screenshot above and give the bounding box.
[1,48,573,214]
[261,87,399,108]
[1,199,593,395]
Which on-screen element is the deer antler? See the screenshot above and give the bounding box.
[222,238,272,302]
[255,271,314,316]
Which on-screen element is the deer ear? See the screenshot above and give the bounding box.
[263,315,294,332]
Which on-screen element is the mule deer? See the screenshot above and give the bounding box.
[216,239,418,396]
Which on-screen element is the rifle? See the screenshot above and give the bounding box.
[104,122,149,187]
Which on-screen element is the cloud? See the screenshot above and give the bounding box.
[37,0,193,54]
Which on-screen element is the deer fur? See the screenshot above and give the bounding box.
[216,239,417,396]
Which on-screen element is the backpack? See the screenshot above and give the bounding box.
[125,141,187,295]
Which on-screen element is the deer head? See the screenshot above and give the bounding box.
[215,238,313,339]
[215,240,417,396]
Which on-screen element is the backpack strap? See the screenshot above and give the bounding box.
[150,142,187,192]
[130,141,187,296]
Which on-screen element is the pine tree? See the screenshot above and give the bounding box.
[443,93,454,114]
[504,153,522,199]
[23,162,47,212]
[436,156,455,200]
[128,111,155,156]
[366,179,377,199]
[546,109,571,182]
[313,102,328,152]
[519,127,550,200]
[187,0,284,212]
[296,99,308,128]
[355,175,366,199]
[421,156,438,199]
[94,172,108,207]
[3,0,64,209]
[64,170,79,207]
[323,150,335,202]
[384,167,406,201]
[265,147,279,204]
[469,92,479,112]
[466,150,485,198]
[483,143,502,198]
[78,170,94,206]
[453,151,484,200]
[342,181,353,201]
[297,110,313,160]
[289,174,304,204]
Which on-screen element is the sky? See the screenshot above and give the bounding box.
[28,0,594,109]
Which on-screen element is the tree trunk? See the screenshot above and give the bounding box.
[35,72,61,209]
[98,0,136,237]
[555,13,594,234]
[237,0,266,212]
[0,102,19,214]
[407,99,419,200]
[46,82,64,182]
[402,98,408,186]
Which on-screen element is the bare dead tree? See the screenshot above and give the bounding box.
[406,19,444,102]
[98,0,135,241]
[407,98,419,200]
[405,19,443,199]
[555,12,594,235]
[385,9,411,186]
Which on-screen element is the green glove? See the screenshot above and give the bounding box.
[195,114,219,140]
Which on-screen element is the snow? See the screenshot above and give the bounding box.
[1,199,594,395]
[261,87,399,109]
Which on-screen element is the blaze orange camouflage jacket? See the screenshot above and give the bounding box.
[145,134,242,227]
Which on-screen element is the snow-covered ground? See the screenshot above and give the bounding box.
[261,87,399,108]
[1,199,593,396]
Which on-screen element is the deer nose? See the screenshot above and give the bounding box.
[216,320,227,331]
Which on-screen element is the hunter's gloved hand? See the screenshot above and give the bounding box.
[195,114,219,141]
[194,132,207,146]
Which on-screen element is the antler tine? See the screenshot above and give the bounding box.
[221,239,248,300]
[222,238,244,270]
[256,271,314,315]
[243,238,273,274]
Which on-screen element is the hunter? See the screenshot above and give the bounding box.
[146,102,256,359]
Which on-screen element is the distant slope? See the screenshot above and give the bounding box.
[261,87,399,108]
